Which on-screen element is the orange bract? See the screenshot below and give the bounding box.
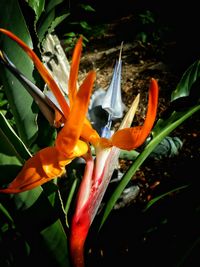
[111,78,159,150]
[0,31,96,193]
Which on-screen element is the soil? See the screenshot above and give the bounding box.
[72,14,200,267]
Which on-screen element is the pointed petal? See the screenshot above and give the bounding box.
[56,71,96,155]
[97,93,140,149]
[111,78,159,150]
[68,36,83,107]
[0,28,70,119]
[119,93,140,129]
[0,147,66,194]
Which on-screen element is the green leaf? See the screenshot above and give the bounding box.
[99,61,200,229]
[80,21,92,30]
[0,112,31,161]
[0,111,32,183]
[40,219,70,266]
[0,0,38,146]
[27,0,45,21]
[79,4,95,12]
[0,203,14,224]
[37,9,55,42]
[65,177,79,227]
[46,0,65,13]
[171,60,200,101]
[37,4,69,43]
[48,13,70,35]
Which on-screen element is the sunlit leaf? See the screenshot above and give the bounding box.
[0,0,38,146]
[27,0,45,21]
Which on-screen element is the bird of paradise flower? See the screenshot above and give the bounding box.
[0,28,159,267]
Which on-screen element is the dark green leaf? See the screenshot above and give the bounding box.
[79,4,95,12]
[171,60,200,101]
[0,112,32,183]
[80,21,92,30]
[1,187,70,266]
[46,0,65,13]
[0,0,38,146]
[37,9,55,42]
[48,13,70,35]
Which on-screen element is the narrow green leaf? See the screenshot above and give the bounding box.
[37,9,55,42]
[0,0,38,146]
[65,177,79,227]
[0,203,14,224]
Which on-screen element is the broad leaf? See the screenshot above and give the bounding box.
[0,112,31,183]
[0,0,38,146]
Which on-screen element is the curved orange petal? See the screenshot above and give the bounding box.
[0,147,66,194]
[0,135,89,194]
[56,70,96,154]
[68,36,83,107]
[111,78,159,150]
[0,28,70,120]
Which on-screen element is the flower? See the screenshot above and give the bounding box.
[0,29,96,193]
[69,75,159,267]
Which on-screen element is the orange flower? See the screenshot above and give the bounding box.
[0,29,96,193]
